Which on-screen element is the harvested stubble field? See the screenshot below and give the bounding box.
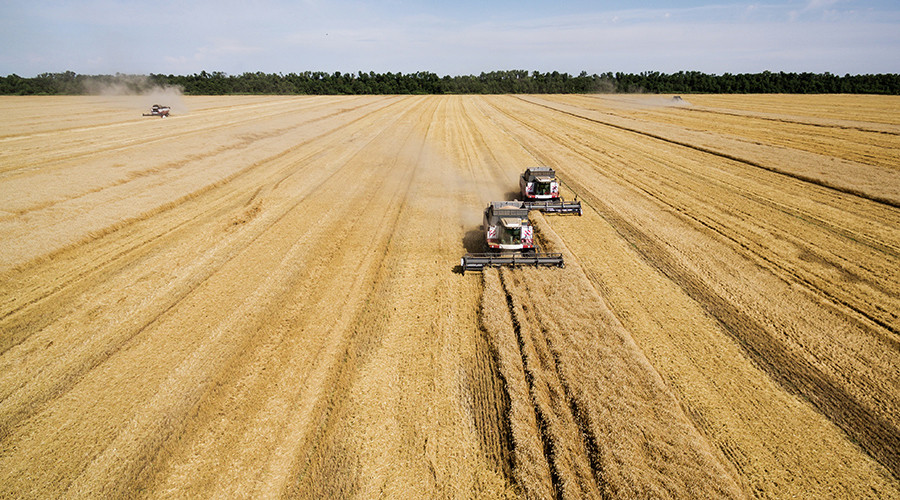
[0,93,898,498]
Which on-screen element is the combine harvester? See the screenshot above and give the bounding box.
[519,167,582,215]
[460,201,564,273]
[142,104,171,118]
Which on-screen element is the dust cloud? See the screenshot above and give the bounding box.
[82,75,188,115]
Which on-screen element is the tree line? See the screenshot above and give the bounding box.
[2,70,898,95]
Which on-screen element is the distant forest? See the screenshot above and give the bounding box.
[2,70,899,95]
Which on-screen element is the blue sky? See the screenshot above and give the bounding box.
[1,0,898,76]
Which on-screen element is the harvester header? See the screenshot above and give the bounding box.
[520,167,559,199]
[485,201,533,250]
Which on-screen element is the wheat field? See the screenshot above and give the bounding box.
[0,94,898,498]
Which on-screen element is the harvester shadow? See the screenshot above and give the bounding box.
[454,228,486,274]
[464,227,485,253]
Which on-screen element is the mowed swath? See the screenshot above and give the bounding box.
[0,94,897,498]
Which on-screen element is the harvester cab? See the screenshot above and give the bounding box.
[460,201,564,273]
[486,202,533,250]
[519,167,582,215]
[520,167,559,200]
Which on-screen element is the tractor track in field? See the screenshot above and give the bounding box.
[497,267,602,500]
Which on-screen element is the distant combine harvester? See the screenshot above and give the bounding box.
[142,104,170,118]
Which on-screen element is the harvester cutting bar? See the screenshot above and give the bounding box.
[460,252,564,273]
[522,198,582,215]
